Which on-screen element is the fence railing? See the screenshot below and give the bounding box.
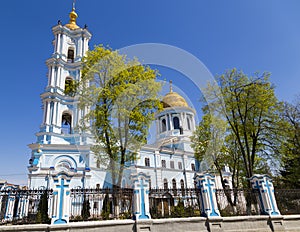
[0,189,53,225]
[69,187,133,221]
[149,188,201,218]
[216,189,261,216]
[275,189,300,215]
[0,187,299,225]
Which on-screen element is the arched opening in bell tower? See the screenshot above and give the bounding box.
[161,118,166,132]
[173,116,180,130]
[67,47,75,63]
[61,112,72,134]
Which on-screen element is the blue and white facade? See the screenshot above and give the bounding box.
[27,7,107,191]
[27,7,228,192]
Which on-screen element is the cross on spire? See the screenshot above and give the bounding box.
[169,80,173,93]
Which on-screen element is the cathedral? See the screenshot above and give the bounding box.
[27,6,230,191]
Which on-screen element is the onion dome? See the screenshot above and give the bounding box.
[65,6,80,30]
[162,81,189,108]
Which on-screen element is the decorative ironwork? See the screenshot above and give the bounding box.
[0,189,53,225]
[0,188,299,225]
[149,188,201,218]
[215,189,261,216]
[275,189,300,215]
[69,188,133,221]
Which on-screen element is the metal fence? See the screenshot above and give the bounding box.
[149,188,201,218]
[70,187,133,221]
[275,189,300,215]
[0,189,53,225]
[0,188,299,225]
[215,189,261,216]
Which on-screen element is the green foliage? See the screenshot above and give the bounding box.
[171,199,185,218]
[36,191,50,224]
[170,199,198,218]
[119,211,131,219]
[76,45,162,186]
[278,99,300,188]
[81,197,91,220]
[192,69,283,188]
[64,79,78,97]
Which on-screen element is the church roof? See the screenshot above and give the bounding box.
[162,81,189,108]
[65,6,80,30]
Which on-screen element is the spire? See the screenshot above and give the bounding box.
[65,0,80,30]
[169,80,173,93]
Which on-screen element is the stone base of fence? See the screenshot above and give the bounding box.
[0,215,298,232]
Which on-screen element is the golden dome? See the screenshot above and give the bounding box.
[65,7,80,30]
[162,81,188,108]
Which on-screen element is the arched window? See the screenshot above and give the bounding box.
[163,179,168,190]
[96,159,100,168]
[67,48,74,63]
[178,162,182,170]
[180,179,184,189]
[191,163,195,171]
[172,179,177,189]
[61,112,72,134]
[161,160,166,168]
[173,116,180,129]
[161,119,166,132]
[187,117,191,130]
[145,157,150,167]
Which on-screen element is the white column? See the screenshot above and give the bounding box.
[50,67,56,87]
[55,34,60,54]
[168,113,172,130]
[43,101,47,124]
[45,101,51,125]
[77,38,82,58]
[52,101,58,126]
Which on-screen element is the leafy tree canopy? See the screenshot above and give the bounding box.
[74,45,162,186]
[192,69,284,188]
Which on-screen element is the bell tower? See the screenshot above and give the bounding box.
[27,5,105,190]
[155,81,196,152]
[38,6,91,143]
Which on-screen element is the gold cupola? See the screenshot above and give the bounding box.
[65,6,80,30]
[162,81,189,108]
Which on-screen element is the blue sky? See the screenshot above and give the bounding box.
[0,0,299,185]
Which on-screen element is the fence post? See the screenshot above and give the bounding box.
[250,174,280,216]
[51,175,72,224]
[194,173,221,218]
[130,172,151,220]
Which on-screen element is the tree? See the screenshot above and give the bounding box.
[192,69,283,189]
[36,190,50,224]
[76,45,161,187]
[70,45,162,217]
[279,98,300,188]
[101,192,110,220]
[81,196,91,220]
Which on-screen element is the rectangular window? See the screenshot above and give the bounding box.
[145,158,150,167]
[170,161,174,169]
